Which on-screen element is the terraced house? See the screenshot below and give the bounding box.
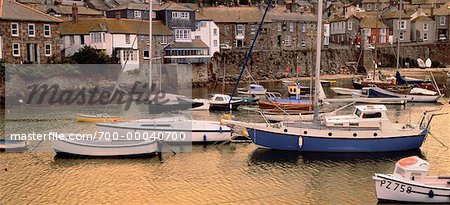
[434,2,450,41]
[0,0,62,64]
[60,18,172,71]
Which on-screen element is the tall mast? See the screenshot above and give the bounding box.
[148,0,153,90]
[313,0,323,121]
[373,0,380,79]
[396,0,402,70]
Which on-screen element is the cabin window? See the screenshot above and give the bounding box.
[215,97,224,101]
[395,167,406,176]
[334,123,343,126]
[362,112,382,119]
[350,123,359,126]
[355,109,362,117]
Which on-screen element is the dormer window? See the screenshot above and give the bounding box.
[91,32,104,43]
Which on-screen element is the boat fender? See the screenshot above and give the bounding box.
[428,190,434,198]
[203,134,207,142]
[241,129,249,137]
[219,127,223,133]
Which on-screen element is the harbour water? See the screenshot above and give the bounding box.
[1,78,450,204]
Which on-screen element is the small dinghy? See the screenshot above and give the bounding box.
[331,87,360,95]
[238,84,267,95]
[0,139,28,151]
[373,156,450,203]
[54,136,157,157]
[76,114,122,123]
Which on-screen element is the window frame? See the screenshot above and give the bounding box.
[44,24,51,37]
[289,22,294,32]
[44,43,52,56]
[134,11,142,19]
[440,16,445,26]
[125,34,131,44]
[348,21,352,30]
[236,24,245,36]
[28,23,36,37]
[423,23,428,31]
[11,23,19,37]
[12,43,20,57]
[160,35,167,44]
[399,20,406,30]
[423,33,428,41]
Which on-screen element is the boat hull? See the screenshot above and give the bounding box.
[374,174,450,203]
[96,120,231,143]
[76,114,122,123]
[258,101,312,111]
[247,127,427,152]
[368,87,441,102]
[209,103,240,111]
[54,138,157,157]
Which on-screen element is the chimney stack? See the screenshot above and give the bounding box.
[72,5,78,21]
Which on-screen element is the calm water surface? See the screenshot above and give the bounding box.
[1,79,450,204]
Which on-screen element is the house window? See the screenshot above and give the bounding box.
[289,22,294,32]
[301,23,306,32]
[213,28,218,36]
[399,32,404,40]
[123,50,136,61]
[174,29,191,40]
[250,25,256,34]
[367,4,372,11]
[11,23,19,36]
[399,20,406,30]
[125,34,130,44]
[160,35,167,44]
[134,11,142,19]
[236,24,245,36]
[285,35,292,46]
[143,50,149,59]
[152,11,156,19]
[214,40,218,47]
[348,21,352,30]
[277,23,282,32]
[12,43,20,57]
[172,12,189,19]
[423,23,428,31]
[44,44,52,56]
[195,22,200,30]
[423,33,428,41]
[236,39,244,48]
[28,24,35,37]
[91,32,103,43]
[70,36,75,45]
[440,16,446,26]
[44,24,51,37]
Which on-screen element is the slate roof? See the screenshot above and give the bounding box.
[37,5,103,16]
[60,18,172,35]
[411,15,434,23]
[198,6,271,23]
[0,0,62,22]
[434,2,450,16]
[168,39,208,49]
[383,10,411,19]
[359,16,389,28]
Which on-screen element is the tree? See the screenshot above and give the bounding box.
[71,46,118,64]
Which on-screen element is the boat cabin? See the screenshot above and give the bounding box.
[288,83,310,99]
[393,156,430,180]
[325,105,390,128]
[210,94,231,103]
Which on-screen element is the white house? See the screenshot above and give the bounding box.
[60,18,172,71]
[193,14,220,57]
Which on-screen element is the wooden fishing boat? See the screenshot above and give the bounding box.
[76,114,122,123]
[373,156,450,203]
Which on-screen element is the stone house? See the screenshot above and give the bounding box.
[383,10,412,43]
[434,2,450,41]
[411,15,435,42]
[361,0,390,12]
[359,16,389,45]
[198,6,317,51]
[0,0,62,64]
[329,14,361,45]
[60,18,172,71]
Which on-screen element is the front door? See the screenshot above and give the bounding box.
[27,44,40,63]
